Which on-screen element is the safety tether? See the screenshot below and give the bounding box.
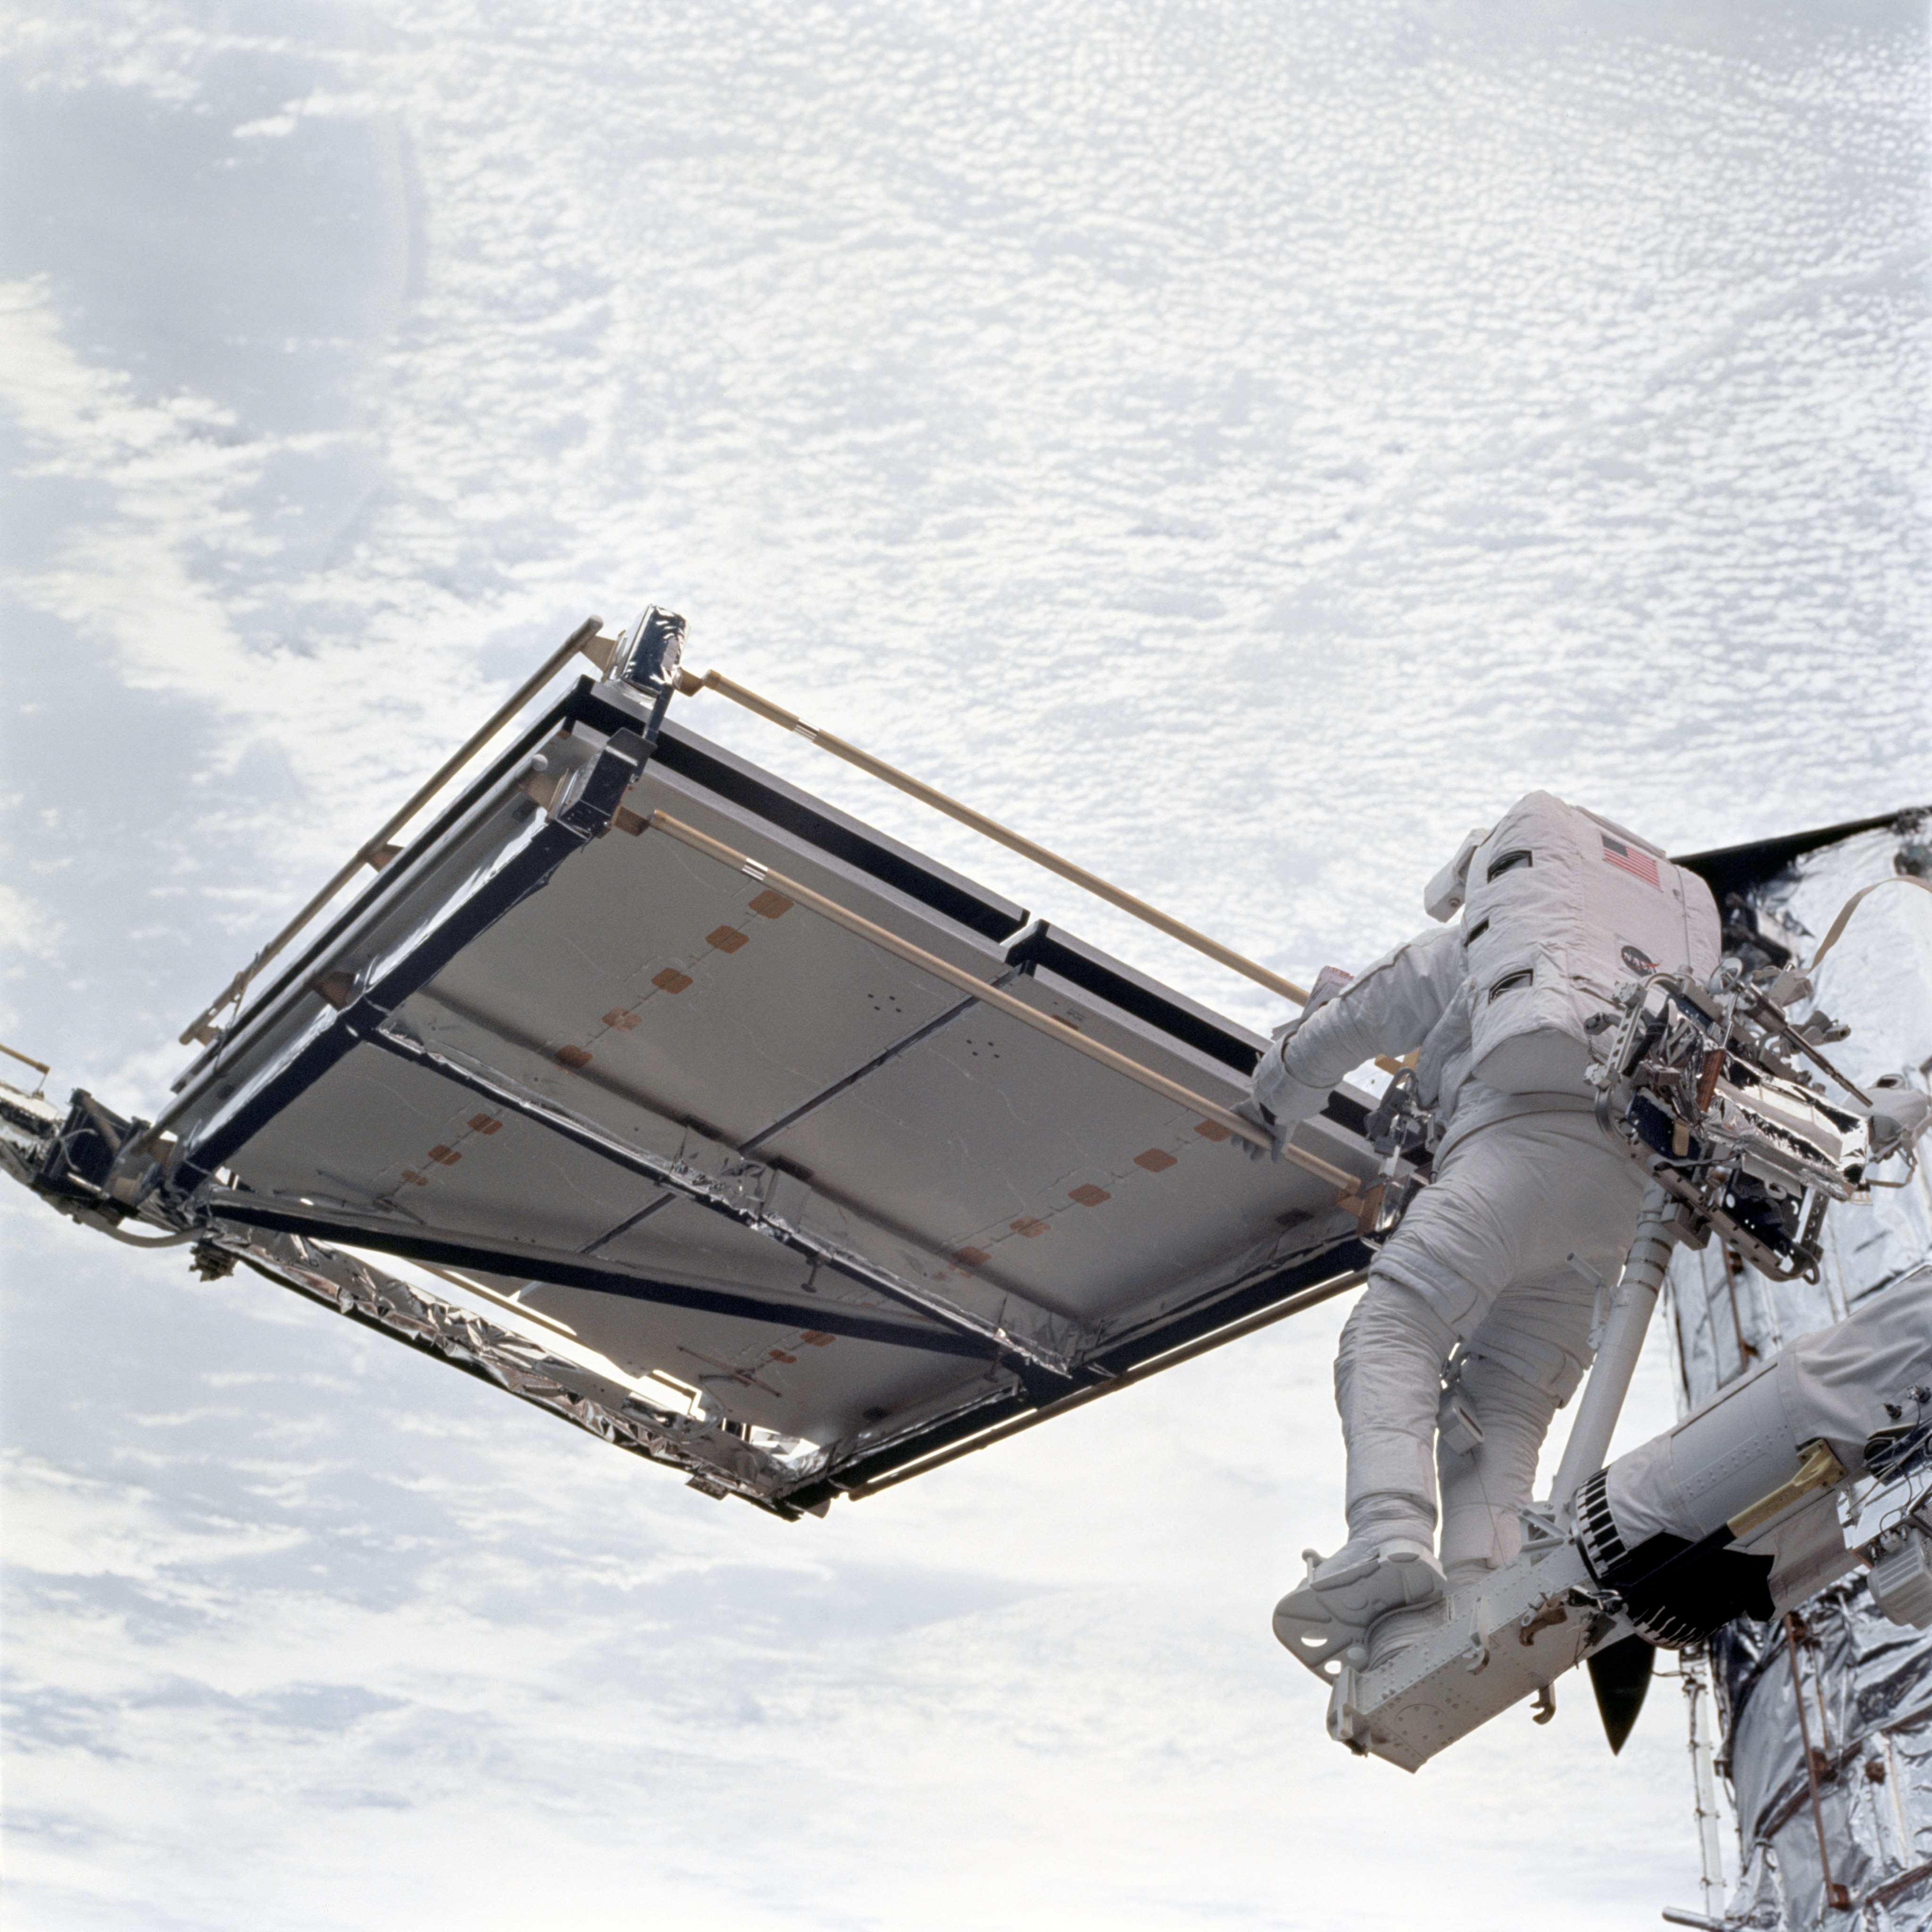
[1807,873,1932,972]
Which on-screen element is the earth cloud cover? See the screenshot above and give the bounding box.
[1,2,1928,1927]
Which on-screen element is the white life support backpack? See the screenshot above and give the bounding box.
[1427,791,1722,1097]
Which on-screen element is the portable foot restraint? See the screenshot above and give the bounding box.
[1273,1538,1446,1677]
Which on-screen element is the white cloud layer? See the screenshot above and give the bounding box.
[1,0,1926,1926]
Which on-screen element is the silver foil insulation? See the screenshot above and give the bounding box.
[1666,821,1932,1928]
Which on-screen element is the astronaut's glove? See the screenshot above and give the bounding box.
[1870,1074,1932,1162]
[1236,1045,1332,1162]
[1232,1098,1284,1164]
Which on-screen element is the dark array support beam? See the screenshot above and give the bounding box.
[170,726,654,1191]
[776,1235,1378,1506]
[200,1192,1004,1361]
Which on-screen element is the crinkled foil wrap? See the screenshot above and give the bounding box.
[218,1224,822,1510]
[1664,824,1932,1928]
[1708,1589,1932,1928]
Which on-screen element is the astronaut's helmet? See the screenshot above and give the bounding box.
[1423,826,1491,923]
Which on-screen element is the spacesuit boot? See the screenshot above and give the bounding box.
[1272,1278,1450,1674]
[1272,1536,1446,1675]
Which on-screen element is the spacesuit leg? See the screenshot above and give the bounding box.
[1335,1279,1457,1555]
[1437,1278,1598,1583]
[1275,1116,1643,1675]
[1270,1279,1455,1670]
[1436,1361,1555,1584]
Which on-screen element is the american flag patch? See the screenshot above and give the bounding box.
[1600,834,1660,887]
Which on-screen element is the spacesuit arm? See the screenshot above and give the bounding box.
[1249,925,1466,1133]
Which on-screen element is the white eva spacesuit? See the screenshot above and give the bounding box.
[1255,793,1724,1663]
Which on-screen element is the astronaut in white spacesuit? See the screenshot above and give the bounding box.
[1252,793,1724,1667]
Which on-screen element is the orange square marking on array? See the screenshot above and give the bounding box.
[603,1009,641,1031]
[652,968,693,995]
[1068,1184,1111,1207]
[400,1170,429,1187]
[1194,1119,1232,1141]
[768,1349,797,1364]
[1133,1148,1178,1173]
[799,1331,835,1347]
[556,1045,592,1069]
[468,1115,502,1135]
[749,889,794,919]
[1010,1216,1048,1238]
[953,1246,990,1268]
[708,926,749,953]
[427,1145,460,1166]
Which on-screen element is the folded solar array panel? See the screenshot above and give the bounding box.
[102,645,1381,1514]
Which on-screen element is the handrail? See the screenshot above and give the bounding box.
[176,622,1383,1122]
[644,808,1361,1195]
[177,615,611,1046]
[0,1041,51,1081]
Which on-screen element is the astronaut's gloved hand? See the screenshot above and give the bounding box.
[1870,1074,1932,1162]
[1232,1097,1284,1164]
[1232,1086,1330,1164]
[1237,1041,1332,1163]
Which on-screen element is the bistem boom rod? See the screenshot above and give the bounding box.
[680,667,1408,1077]
[643,808,1362,1193]
[679,666,1314,1004]
[183,624,1393,1107]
